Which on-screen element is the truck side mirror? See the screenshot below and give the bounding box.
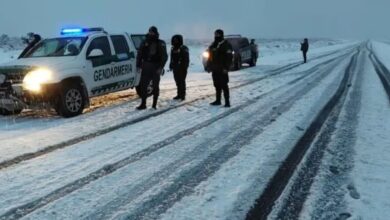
[87,49,104,59]
[129,51,135,59]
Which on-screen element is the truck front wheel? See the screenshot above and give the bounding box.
[56,83,85,117]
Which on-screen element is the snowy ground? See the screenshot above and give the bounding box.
[1,39,389,220]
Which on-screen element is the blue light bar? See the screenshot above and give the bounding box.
[61,28,83,35]
[60,27,105,35]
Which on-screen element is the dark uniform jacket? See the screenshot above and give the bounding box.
[206,40,233,72]
[170,45,190,71]
[301,42,309,52]
[137,38,168,70]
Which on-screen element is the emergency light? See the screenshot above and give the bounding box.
[61,28,83,35]
[61,27,105,35]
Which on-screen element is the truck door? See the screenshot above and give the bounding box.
[85,36,116,97]
[239,38,251,62]
[109,35,136,90]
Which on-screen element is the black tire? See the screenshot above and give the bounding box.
[136,81,153,98]
[56,82,85,118]
[234,56,242,71]
[249,56,257,67]
[0,108,22,116]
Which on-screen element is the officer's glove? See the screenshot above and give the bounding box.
[222,69,228,74]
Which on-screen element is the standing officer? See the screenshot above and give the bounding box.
[136,26,168,110]
[301,38,309,63]
[206,29,233,107]
[250,39,258,60]
[169,34,190,101]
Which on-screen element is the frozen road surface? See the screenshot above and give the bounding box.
[1,40,390,220]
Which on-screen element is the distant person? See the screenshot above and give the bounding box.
[136,26,168,110]
[169,34,190,101]
[19,33,41,58]
[301,38,309,63]
[250,39,258,60]
[205,29,233,107]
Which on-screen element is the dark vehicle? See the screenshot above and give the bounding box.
[203,35,258,71]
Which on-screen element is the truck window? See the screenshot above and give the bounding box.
[87,37,112,67]
[227,38,240,49]
[240,38,250,47]
[25,37,87,58]
[131,35,146,50]
[110,35,130,60]
[87,37,112,58]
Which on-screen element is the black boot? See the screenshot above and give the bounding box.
[152,96,158,109]
[225,99,231,108]
[210,100,221,105]
[137,98,147,110]
[173,96,180,100]
[211,89,222,105]
[223,85,230,107]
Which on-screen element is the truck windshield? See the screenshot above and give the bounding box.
[25,37,87,58]
[226,38,241,49]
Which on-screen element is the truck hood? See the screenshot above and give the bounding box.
[2,56,77,70]
[0,57,78,83]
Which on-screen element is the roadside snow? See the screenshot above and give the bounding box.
[348,50,390,220]
[0,49,21,64]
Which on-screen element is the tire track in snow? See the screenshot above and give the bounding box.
[246,46,361,220]
[0,49,355,220]
[368,43,390,103]
[270,45,365,220]
[88,50,356,220]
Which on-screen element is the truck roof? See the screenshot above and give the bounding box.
[58,27,109,38]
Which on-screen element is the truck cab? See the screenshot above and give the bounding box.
[0,28,146,117]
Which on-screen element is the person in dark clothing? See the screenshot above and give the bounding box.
[136,26,168,110]
[169,34,190,101]
[250,39,258,60]
[206,29,233,107]
[301,38,309,63]
[18,33,41,59]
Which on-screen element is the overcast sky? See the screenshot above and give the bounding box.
[0,0,389,39]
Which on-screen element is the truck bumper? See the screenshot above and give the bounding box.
[0,83,59,111]
[0,92,25,111]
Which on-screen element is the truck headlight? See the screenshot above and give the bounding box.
[202,51,210,59]
[23,68,53,93]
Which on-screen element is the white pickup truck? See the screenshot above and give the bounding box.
[0,28,149,117]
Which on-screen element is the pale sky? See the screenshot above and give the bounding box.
[0,0,389,39]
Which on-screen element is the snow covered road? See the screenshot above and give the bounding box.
[1,41,390,220]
